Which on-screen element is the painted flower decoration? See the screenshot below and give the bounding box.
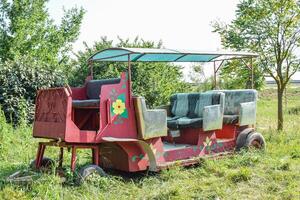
[204,137,212,146]
[112,99,126,115]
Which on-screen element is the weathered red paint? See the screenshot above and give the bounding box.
[32,71,252,172]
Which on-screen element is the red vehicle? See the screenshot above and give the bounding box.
[31,48,265,179]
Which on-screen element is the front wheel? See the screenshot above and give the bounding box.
[78,164,107,184]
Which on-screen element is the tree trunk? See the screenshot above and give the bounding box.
[277,87,284,131]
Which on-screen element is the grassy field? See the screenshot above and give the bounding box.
[0,88,300,200]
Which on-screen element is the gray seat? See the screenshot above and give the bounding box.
[167,92,224,131]
[214,89,257,125]
[72,78,120,108]
[168,116,203,129]
[134,97,167,140]
[86,78,120,99]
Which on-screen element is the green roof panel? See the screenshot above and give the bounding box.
[89,48,258,63]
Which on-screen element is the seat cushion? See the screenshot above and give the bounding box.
[177,117,203,128]
[167,116,180,129]
[72,99,100,108]
[167,117,203,129]
[223,115,239,124]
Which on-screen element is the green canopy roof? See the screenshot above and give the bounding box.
[89,48,258,62]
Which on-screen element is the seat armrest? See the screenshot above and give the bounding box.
[134,97,168,140]
[239,102,256,126]
[203,105,223,131]
[156,104,171,116]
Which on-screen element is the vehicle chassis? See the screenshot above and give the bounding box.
[32,48,263,174]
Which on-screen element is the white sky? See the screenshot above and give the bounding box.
[47,0,300,80]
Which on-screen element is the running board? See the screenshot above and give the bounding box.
[157,151,233,170]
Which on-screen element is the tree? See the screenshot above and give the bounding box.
[0,0,84,66]
[0,55,65,124]
[188,64,215,91]
[0,0,84,124]
[70,36,189,107]
[213,0,300,130]
[219,60,265,90]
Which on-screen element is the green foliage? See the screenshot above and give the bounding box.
[227,167,252,183]
[0,88,300,199]
[188,64,215,92]
[0,55,65,124]
[213,0,300,130]
[0,0,84,65]
[70,37,189,107]
[0,0,84,124]
[219,60,265,90]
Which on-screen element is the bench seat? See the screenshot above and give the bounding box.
[166,92,224,131]
[167,116,203,129]
[72,78,120,109]
[212,89,258,125]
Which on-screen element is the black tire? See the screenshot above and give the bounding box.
[78,164,106,184]
[30,157,55,171]
[235,128,253,151]
[245,132,266,150]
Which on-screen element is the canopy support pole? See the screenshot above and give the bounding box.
[213,61,224,89]
[251,58,254,89]
[88,60,94,79]
[213,62,217,89]
[128,55,132,107]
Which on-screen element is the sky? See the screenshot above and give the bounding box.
[47,0,299,80]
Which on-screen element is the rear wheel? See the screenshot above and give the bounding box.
[236,131,266,151]
[245,132,266,150]
[78,164,106,184]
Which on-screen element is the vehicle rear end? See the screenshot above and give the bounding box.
[33,87,72,141]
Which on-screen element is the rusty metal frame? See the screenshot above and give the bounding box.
[35,141,100,172]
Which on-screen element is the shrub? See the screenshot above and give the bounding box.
[0,55,65,125]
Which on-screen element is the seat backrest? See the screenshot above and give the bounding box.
[217,89,257,115]
[170,92,223,118]
[86,78,121,99]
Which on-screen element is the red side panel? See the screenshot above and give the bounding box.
[215,124,236,139]
[71,87,87,100]
[33,88,70,140]
[97,72,138,140]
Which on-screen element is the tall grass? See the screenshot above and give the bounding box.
[0,88,299,200]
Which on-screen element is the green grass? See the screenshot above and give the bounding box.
[0,88,300,200]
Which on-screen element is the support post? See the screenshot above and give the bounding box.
[128,55,132,106]
[35,143,43,169]
[251,58,254,89]
[92,147,100,166]
[71,146,76,172]
[213,61,217,89]
[58,147,64,168]
[89,60,94,79]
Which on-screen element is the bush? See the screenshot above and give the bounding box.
[0,56,66,125]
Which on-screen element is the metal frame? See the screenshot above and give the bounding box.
[88,47,258,90]
[212,58,254,89]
